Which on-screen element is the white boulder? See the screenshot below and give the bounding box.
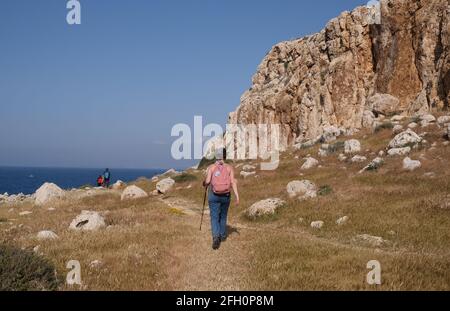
[311,221,324,229]
[286,180,317,200]
[387,147,411,156]
[321,126,341,143]
[155,178,175,194]
[69,211,106,231]
[351,155,367,163]
[336,216,349,226]
[359,157,384,173]
[301,157,319,170]
[388,129,422,149]
[355,234,388,247]
[247,198,286,218]
[242,165,256,172]
[392,125,403,133]
[121,185,148,200]
[437,116,450,125]
[240,171,256,178]
[37,230,59,240]
[344,139,361,154]
[403,157,421,171]
[35,183,65,206]
[368,93,400,116]
[112,180,125,190]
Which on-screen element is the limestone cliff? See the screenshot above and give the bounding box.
[228,0,449,148]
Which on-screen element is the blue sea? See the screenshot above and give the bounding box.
[0,167,165,195]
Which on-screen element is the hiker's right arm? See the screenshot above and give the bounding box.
[230,167,240,206]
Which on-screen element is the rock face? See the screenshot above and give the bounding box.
[228,0,449,148]
[35,183,65,206]
[121,185,148,200]
[247,198,286,218]
[69,211,106,231]
[286,180,317,200]
[156,178,175,194]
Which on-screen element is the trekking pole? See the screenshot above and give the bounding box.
[199,186,208,231]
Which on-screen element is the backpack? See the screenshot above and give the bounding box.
[210,162,232,194]
[104,171,110,179]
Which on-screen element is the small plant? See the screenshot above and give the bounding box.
[374,121,394,133]
[173,173,197,183]
[327,141,345,153]
[0,218,7,223]
[318,185,333,196]
[0,245,60,291]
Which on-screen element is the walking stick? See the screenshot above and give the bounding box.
[199,186,208,231]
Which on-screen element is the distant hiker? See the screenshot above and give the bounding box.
[203,148,239,250]
[96,175,104,187]
[103,168,111,188]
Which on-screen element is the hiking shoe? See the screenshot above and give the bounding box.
[212,237,221,250]
[220,235,227,242]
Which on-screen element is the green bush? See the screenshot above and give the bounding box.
[318,185,333,196]
[374,122,394,133]
[0,245,60,291]
[173,173,198,183]
[327,141,345,153]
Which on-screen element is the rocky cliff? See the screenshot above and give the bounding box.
[228,0,449,148]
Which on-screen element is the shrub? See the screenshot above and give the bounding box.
[318,185,333,196]
[0,245,60,291]
[374,122,394,133]
[173,173,197,183]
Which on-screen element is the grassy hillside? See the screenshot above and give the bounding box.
[1,117,449,290]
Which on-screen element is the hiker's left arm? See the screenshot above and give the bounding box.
[230,167,240,205]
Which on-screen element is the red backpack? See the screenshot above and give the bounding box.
[210,162,232,194]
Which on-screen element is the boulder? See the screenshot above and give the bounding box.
[359,157,384,173]
[301,157,319,170]
[388,129,422,149]
[391,115,405,122]
[336,216,349,226]
[368,93,400,116]
[240,171,256,178]
[419,114,436,123]
[437,116,450,125]
[338,153,347,162]
[242,165,256,172]
[112,180,125,190]
[354,234,388,247]
[121,185,148,200]
[387,147,411,156]
[286,180,317,200]
[37,230,59,240]
[246,198,286,218]
[408,122,418,129]
[69,211,106,231]
[344,139,361,154]
[155,178,175,194]
[393,125,404,134]
[351,155,367,163]
[35,183,65,206]
[321,126,341,143]
[311,221,324,229]
[403,157,421,171]
[362,110,375,127]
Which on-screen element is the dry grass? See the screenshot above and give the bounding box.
[1,120,449,290]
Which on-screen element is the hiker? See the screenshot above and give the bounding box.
[203,148,239,250]
[103,168,111,188]
[96,175,104,187]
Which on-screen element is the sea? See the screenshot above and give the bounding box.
[0,167,166,195]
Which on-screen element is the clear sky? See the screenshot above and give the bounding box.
[0,0,369,169]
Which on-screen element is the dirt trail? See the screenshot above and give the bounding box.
[160,196,256,290]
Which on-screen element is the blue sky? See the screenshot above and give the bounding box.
[0,0,369,169]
